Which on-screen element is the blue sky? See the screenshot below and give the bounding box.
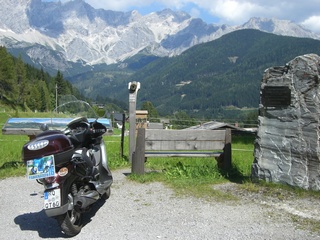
[44,0,320,33]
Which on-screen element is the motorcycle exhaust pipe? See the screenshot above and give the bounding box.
[74,190,100,211]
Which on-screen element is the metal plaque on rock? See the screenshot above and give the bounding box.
[261,86,291,107]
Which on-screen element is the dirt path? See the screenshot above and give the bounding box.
[1,169,320,239]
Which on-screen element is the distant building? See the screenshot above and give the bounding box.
[186,121,256,134]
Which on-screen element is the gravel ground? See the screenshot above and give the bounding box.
[1,168,320,240]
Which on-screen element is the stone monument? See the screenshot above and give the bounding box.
[252,53,320,190]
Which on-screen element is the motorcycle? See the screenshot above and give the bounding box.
[22,100,113,236]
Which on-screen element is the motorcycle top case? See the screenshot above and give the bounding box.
[22,130,74,167]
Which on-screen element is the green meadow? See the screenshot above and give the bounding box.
[0,110,255,189]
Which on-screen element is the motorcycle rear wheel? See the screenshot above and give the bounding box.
[101,186,111,200]
[57,192,83,236]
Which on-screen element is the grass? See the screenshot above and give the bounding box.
[0,111,130,179]
[241,180,320,199]
[128,133,320,207]
[0,111,30,178]
[104,130,130,169]
[291,215,320,234]
[0,108,255,185]
[0,110,318,202]
[0,109,255,183]
[0,134,28,178]
[2,111,320,233]
[3,109,320,236]
[127,134,256,200]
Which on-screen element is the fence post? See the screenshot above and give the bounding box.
[120,113,125,158]
[222,128,232,170]
[132,128,145,174]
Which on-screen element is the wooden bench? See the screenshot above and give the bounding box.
[132,128,232,174]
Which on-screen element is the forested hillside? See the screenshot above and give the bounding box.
[8,29,320,122]
[0,46,80,112]
[71,29,320,121]
[130,29,320,119]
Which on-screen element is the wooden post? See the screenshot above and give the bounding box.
[132,128,145,174]
[129,95,137,163]
[128,82,140,163]
[222,128,232,170]
[120,113,125,158]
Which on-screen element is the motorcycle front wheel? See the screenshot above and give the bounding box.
[56,186,83,236]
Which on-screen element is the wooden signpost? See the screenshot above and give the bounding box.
[128,81,140,163]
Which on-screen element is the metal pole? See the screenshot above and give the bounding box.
[55,83,58,112]
[128,81,140,163]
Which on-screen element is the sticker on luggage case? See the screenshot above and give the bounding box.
[26,155,55,180]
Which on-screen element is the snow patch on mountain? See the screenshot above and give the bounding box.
[0,0,319,71]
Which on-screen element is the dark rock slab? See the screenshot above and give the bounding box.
[252,53,320,190]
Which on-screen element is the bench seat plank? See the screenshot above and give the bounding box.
[145,129,226,151]
[145,151,223,157]
[145,129,226,141]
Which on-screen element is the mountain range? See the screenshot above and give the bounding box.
[70,29,320,120]
[0,0,319,76]
[1,0,320,121]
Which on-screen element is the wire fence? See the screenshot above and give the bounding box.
[146,117,258,130]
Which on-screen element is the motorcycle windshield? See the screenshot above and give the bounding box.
[2,96,112,135]
[53,96,98,119]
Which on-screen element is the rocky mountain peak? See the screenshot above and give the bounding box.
[0,0,319,73]
[242,17,319,39]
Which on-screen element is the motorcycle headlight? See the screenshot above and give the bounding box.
[27,140,49,150]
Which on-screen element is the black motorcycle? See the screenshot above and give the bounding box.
[22,101,113,236]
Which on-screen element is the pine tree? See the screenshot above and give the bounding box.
[55,70,66,96]
[141,101,158,120]
[15,55,28,105]
[0,47,83,112]
[39,80,51,111]
[27,85,41,111]
[0,46,17,101]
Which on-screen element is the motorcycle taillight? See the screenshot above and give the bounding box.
[44,176,56,184]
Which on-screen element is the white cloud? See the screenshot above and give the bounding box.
[84,0,138,11]
[189,7,201,19]
[85,0,161,11]
[56,0,320,33]
[195,0,296,25]
[301,16,320,33]
[211,0,259,24]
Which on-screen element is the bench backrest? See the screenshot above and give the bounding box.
[145,129,226,151]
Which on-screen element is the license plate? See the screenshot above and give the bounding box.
[44,188,61,209]
[26,155,55,180]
